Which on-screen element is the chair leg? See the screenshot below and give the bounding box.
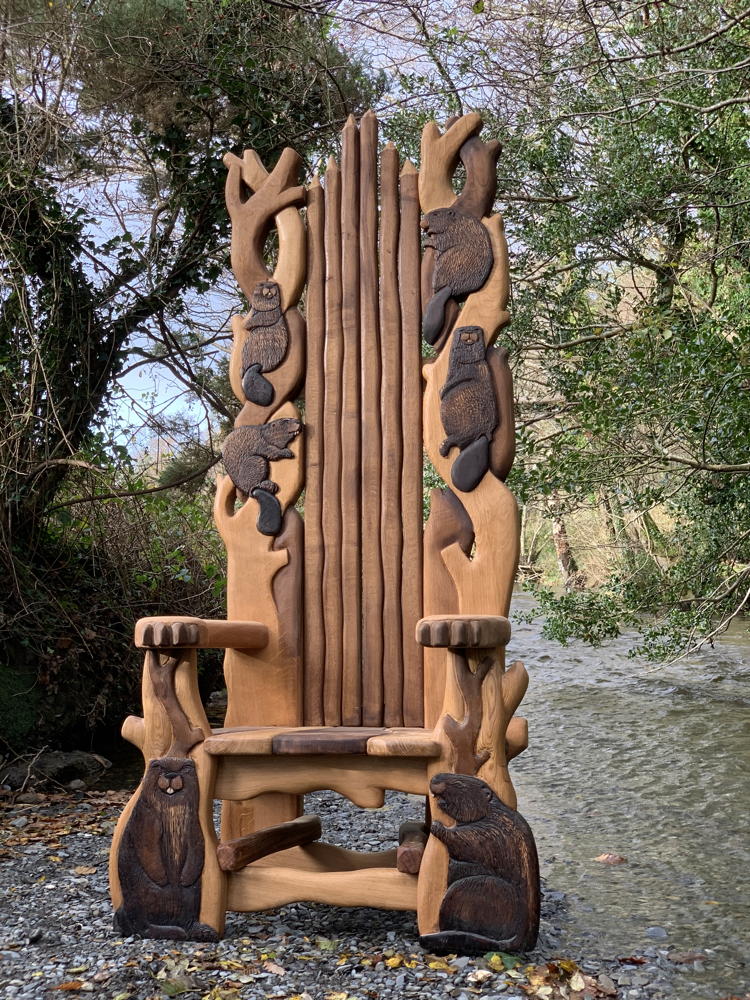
[110,649,227,940]
[417,647,540,954]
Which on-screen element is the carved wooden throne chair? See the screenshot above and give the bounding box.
[109,112,540,953]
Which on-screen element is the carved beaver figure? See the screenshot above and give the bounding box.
[420,772,540,956]
[241,280,289,406]
[221,418,301,536]
[422,207,493,345]
[439,325,498,492]
[115,757,218,941]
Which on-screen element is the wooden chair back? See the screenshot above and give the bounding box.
[217,112,517,742]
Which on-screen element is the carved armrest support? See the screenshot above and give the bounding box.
[416,614,510,649]
[135,617,269,651]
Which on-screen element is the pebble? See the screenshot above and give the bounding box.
[0,790,689,1000]
[645,926,669,939]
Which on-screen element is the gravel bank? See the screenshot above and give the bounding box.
[0,788,692,1000]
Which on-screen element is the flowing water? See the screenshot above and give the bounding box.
[508,593,750,998]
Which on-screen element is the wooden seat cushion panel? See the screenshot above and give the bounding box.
[204,726,441,758]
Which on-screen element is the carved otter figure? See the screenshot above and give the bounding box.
[439,325,498,492]
[420,772,540,956]
[241,280,289,406]
[221,418,302,536]
[115,757,218,941]
[422,207,493,345]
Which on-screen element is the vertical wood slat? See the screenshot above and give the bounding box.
[340,116,363,725]
[379,142,404,727]
[303,177,326,725]
[359,111,384,726]
[399,161,424,727]
[322,157,344,725]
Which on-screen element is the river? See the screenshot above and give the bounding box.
[508,593,750,998]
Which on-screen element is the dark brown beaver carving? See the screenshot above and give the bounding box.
[422,207,493,345]
[222,418,301,536]
[241,280,289,407]
[440,326,498,492]
[115,757,218,941]
[419,772,540,956]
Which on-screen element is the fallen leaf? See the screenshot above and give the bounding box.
[52,983,85,992]
[536,988,553,998]
[667,951,705,964]
[263,960,286,976]
[385,956,403,968]
[594,853,627,865]
[324,993,349,1000]
[428,958,456,972]
[487,952,521,972]
[316,936,338,951]
[557,959,579,975]
[73,865,96,875]
[569,971,586,991]
[617,956,647,964]
[162,978,193,997]
[467,970,493,984]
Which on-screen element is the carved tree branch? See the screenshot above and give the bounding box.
[443,652,493,775]
[146,649,205,758]
[223,146,306,310]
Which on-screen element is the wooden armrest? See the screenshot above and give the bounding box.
[135,616,269,650]
[415,614,511,649]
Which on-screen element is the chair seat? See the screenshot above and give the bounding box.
[203,726,442,758]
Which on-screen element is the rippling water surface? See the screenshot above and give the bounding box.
[509,593,750,998]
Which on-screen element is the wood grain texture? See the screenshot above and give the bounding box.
[221,419,302,535]
[419,115,483,214]
[303,176,326,725]
[115,755,218,941]
[217,815,322,872]
[421,772,539,954]
[272,509,303,678]
[227,865,417,913]
[379,142,404,728]
[422,488,474,728]
[230,308,304,422]
[416,616,511,649]
[214,395,304,840]
[487,346,516,482]
[422,211,494,345]
[135,618,268,651]
[110,650,225,938]
[214,754,428,809]
[366,729,442,758]
[453,135,501,219]
[272,727,386,755]
[397,820,429,874]
[399,159,424,727]
[439,326,498,493]
[322,156,344,725]
[223,147,306,311]
[252,842,398,873]
[359,110,384,727]
[340,114,363,725]
[418,118,522,942]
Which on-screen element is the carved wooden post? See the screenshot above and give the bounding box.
[109,633,225,940]
[416,116,538,951]
[217,146,307,840]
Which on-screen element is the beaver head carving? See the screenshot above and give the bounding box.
[249,280,282,316]
[143,757,197,805]
[450,325,486,365]
[430,772,498,824]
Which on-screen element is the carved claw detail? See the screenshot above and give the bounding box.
[416,615,510,649]
[140,621,201,648]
